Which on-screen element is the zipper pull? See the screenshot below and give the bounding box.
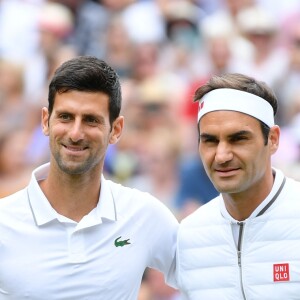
[237,250,242,267]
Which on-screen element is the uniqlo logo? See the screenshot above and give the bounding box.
[198,101,204,112]
[273,263,290,282]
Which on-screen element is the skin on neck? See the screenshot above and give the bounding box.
[39,160,103,222]
[222,167,275,221]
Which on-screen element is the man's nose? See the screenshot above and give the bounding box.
[69,120,84,142]
[215,142,233,164]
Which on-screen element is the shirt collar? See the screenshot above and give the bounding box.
[94,174,117,222]
[27,163,117,226]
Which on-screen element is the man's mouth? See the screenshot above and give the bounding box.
[215,168,240,177]
[62,144,88,154]
[65,145,87,151]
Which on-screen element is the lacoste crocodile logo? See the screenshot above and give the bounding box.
[114,236,131,247]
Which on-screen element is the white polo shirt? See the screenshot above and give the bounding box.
[0,163,178,300]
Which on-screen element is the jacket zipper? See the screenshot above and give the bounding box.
[234,174,285,299]
[237,221,247,300]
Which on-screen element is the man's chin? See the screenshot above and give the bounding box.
[214,182,241,194]
[58,162,89,175]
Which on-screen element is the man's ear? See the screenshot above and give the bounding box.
[41,107,50,136]
[269,125,280,155]
[109,116,124,144]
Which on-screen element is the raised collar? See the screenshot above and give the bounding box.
[27,163,117,227]
[220,168,286,222]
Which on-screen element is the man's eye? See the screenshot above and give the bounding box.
[60,114,71,120]
[232,136,248,142]
[201,137,217,144]
[86,116,98,124]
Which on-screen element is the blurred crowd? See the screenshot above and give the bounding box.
[1,0,300,298]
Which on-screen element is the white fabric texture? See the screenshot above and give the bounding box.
[0,163,178,299]
[177,169,300,299]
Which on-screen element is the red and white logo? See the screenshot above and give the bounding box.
[273,263,290,282]
[198,101,204,112]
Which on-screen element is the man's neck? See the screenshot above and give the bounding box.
[39,170,101,222]
[222,174,275,221]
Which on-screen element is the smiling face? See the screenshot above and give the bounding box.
[199,110,279,197]
[42,90,123,176]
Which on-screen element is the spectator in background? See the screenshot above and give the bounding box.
[0,59,30,132]
[0,0,42,62]
[25,1,77,104]
[272,97,300,181]
[236,5,288,89]
[56,0,109,57]
[160,0,204,83]
[125,127,181,214]
[0,126,33,198]
[120,0,166,45]
[103,13,134,79]
[200,0,255,63]
[273,20,300,126]
[56,0,139,58]
[272,79,300,180]
[129,42,162,82]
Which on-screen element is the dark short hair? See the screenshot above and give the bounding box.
[194,73,278,145]
[48,56,122,126]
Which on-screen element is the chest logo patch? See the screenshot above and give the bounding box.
[273,263,290,282]
[114,236,131,247]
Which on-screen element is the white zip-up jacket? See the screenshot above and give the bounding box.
[177,170,300,299]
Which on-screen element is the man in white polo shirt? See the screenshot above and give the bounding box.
[176,73,300,299]
[0,56,178,299]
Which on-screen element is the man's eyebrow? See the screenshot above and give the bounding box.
[55,110,103,118]
[228,130,252,138]
[82,112,102,118]
[54,109,69,114]
[199,133,215,139]
[199,130,252,139]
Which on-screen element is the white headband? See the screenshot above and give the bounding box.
[197,88,275,127]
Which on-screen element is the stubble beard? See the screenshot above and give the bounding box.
[54,153,97,175]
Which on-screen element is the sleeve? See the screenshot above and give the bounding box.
[146,196,179,288]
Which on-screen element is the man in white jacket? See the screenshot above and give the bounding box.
[176,73,300,299]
